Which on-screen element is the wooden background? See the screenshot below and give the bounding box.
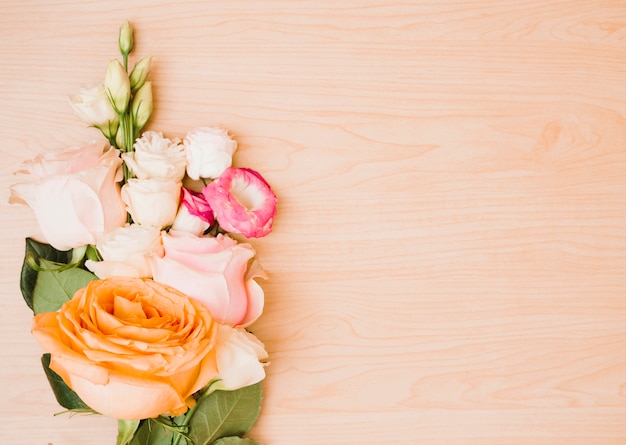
[1,1,626,444]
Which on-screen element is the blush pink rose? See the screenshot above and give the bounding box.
[9,141,126,251]
[202,167,277,238]
[151,231,266,327]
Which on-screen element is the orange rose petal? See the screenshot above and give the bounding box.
[68,371,186,420]
[113,294,148,320]
[51,354,111,386]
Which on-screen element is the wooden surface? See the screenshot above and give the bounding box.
[2,1,626,444]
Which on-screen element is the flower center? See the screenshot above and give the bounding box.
[229,177,265,210]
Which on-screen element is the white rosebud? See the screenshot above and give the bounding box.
[213,326,269,391]
[129,55,152,92]
[122,131,186,181]
[104,59,131,113]
[118,20,134,56]
[184,127,237,180]
[121,179,181,228]
[131,80,152,130]
[85,224,163,279]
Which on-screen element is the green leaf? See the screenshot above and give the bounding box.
[118,419,141,445]
[211,437,264,445]
[20,238,72,311]
[129,418,185,445]
[41,353,90,411]
[188,383,262,445]
[32,261,97,314]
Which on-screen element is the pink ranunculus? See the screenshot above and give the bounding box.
[150,230,267,327]
[9,141,126,251]
[202,167,277,238]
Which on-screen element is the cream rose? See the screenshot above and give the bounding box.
[85,224,163,278]
[121,178,181,228]
[151,231,266,327]
[9,141,126,251]
[214,326,269,391]
[184,127,237,180]
[122,131,186,181]
[31,277,221,420]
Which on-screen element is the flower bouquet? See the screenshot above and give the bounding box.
[10,21,277,445]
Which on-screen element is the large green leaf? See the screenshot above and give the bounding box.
[41,353,90,411]
[118,419,141,445]
[20,238,72,311]
[129,418,187,445]
[32,261,97,314]
[212,437,264,445]
[188,383,262,445]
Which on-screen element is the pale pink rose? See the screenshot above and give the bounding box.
[203,167,277,238]
[151,231,266,327]
[9,141,126,251]
[85,224,163,278]
[171,188,215,235]
[214,325,268,391]
[121,179,181,228]
[122,131,186,181]
[184,127,237,180]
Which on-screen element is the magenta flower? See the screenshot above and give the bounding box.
[181,187,215,226]
[203,167,277,238]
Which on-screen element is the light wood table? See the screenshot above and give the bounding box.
[1,1,626,444]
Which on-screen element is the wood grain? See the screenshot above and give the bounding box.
[1,1,626,444]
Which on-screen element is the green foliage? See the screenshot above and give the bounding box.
[212,438,264,445]
[32,259,96,314]
[20,238,72,310]
[41,354,90,411]
[118,419,141,445]
[20,237,97,314]
[187,383,262,445]
[129,417,188,445]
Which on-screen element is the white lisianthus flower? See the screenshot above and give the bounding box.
[213,326,269,391]
[86,224,163,279]
[121,178,181,228]
[104,59,131,113]
[68,85,119,138]
[122,131,186,181]
[184,127,237,180]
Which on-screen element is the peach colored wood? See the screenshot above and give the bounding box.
[1,1,626,444]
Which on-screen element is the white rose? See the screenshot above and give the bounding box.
[68,85,119,138]
[184,127,237,180]
[121,179,181,228]
[122,131,186,181]
[85,224,163,279]
[214,326,269,391]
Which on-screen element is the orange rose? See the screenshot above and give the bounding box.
[31,277,220,420]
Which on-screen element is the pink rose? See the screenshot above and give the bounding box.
[9,141,126,251]
[202,167,277,238]
[151,231,266,327]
